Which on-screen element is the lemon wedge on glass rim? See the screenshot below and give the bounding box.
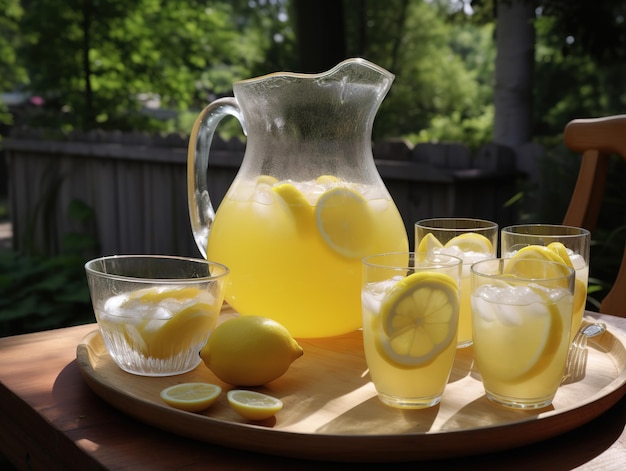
[227,389,283,420]
[160,383,222,412]
[376,272,459,368]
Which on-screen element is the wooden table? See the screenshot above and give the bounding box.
[1,315,625,471]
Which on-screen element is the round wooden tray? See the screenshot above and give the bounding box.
[76,308,626,462]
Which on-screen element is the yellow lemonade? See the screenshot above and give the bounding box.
[416,230,496,348]
[361,270,459,408]
[207,177,408,338]
[97,286,222,375]
[471,282,573,407]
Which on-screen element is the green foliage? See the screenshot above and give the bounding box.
[13,0,267,131]
[0,198,98,337]
[342,1,495,144]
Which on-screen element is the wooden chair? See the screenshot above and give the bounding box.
[562,115,626,317]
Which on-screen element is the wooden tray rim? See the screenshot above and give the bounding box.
[76,312,626,462]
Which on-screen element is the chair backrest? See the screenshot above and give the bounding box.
[563,115,626,317]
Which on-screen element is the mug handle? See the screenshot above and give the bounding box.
[187,97,245,258]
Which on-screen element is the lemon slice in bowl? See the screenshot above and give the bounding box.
[160,383,222,412]
[444,232,493,254]
[377,272,459,367]
[416,233,444,260]
[227,390,283,420]
[315,187,374,258]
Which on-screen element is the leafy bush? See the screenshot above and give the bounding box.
[0,199,98,337]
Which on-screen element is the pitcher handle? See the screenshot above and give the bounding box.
[187,97,245,258]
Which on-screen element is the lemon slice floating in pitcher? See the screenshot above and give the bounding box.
[377,272,459,367]
[227,390,283,420]
[160,383,222,412]
[315,187,375,258]
[272,182,314,233]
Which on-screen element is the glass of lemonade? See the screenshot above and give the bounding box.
[361,252,462,409]
[415,218,498,348]
[471,258,575,409]
[500,224,590,342]
[85,255,229,376]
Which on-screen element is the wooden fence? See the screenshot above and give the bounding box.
[3,129,521,258]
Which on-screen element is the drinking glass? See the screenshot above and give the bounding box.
[361,252,462,408]
[500,224,590,341]
[85,255,229,376]
[415,218,498,348]
[471,258,575,409]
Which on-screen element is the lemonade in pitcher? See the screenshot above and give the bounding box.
[207,175,408,338]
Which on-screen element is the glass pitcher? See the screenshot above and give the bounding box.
[188,58,408,338]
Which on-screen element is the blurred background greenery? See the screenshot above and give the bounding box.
[0,0,625,336]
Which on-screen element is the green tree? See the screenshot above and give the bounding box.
[16,0,267,131]
[0,0,27,127]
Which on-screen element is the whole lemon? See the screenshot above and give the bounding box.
[200,316,303,386]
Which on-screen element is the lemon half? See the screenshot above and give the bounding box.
[160,383,222,412]
[377,272,459,367]
[227,390,283,420]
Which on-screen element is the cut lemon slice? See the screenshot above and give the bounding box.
[160,383,222,412]
[377,272,459,367]
[573,278,587,314]
[444,232,493,254]
[547,242,574,268]
[416,233,444,260]
[256,175,279,186]
[473,285,563,383]
[129,286,202,303]
[315,187,374,258]
[272,182,314,233]
[227,390,283,420]
[506,246,573,286]
[146,301,216,358]
[316,174,339,184]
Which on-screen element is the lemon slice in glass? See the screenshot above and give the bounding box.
[546,242,574,268]
[507,245,572,282]
[129,286,202,303]
[160,383,222,412]
[473,286,563,383]
[416,233,444,260]
[377,272,459,367]
[227,390,283,420]
[444,232,493,254]
[315,187,374,258]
